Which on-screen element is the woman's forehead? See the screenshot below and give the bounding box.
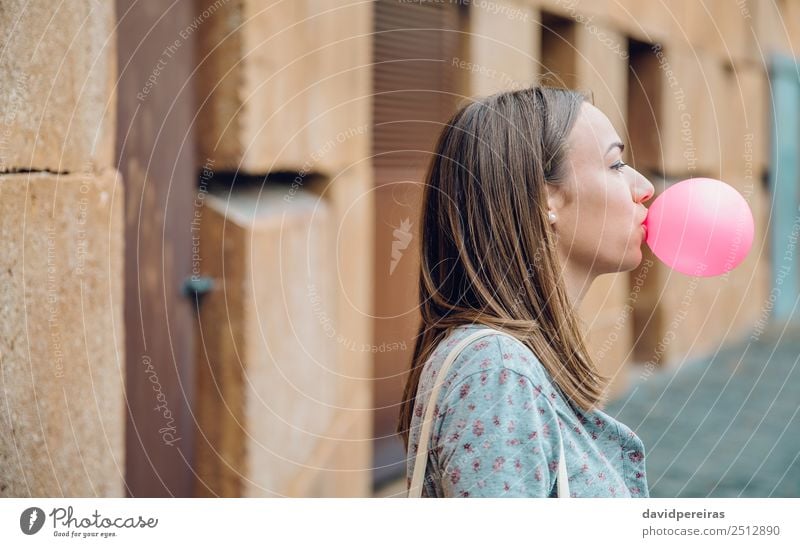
[570,102,621,154]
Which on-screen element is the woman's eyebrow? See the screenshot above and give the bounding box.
[605,141,625,155]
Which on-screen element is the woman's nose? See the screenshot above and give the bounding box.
[632,169,655,204]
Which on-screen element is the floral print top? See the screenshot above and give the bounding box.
[405,324,649,497]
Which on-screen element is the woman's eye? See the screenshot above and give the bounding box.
[611,160,628,172]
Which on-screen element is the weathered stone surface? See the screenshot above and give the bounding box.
[465,0,538,95]
[195,185,371,497]
[752,0,800,59]
[627,45,726,177]
[0,169,125,497]
[720,62,769,175]
[195,0,371,175]
[574,21,628,131]
[0,1,116,173]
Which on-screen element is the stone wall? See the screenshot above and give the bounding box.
[0,0,124,497]
[192,0,373,496]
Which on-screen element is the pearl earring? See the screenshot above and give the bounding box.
[548,211,557,223]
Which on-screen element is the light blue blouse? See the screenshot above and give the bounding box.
[405,324,650,497]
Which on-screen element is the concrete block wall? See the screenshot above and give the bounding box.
[195,0,371,176]
[195,187,370,497]
[465,0,539,95]
[323,165,374,471]
[193,0,373,496]
[0,2,125,496]
[720,62,769,177]
[0,1,116,173]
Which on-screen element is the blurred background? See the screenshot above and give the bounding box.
[1,0,799,498]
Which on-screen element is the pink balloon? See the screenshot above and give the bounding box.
[644,177,754,277]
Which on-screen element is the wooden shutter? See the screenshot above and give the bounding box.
[373,1,464,185]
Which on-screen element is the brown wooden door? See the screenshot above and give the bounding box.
[115,0,198,496]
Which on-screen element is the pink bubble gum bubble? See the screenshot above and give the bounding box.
[644,177,754,277]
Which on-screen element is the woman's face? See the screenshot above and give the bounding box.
[546,102,655,278]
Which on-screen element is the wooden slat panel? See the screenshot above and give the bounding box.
[373,1,464,182]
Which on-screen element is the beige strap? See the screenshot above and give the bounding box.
[557,425,570,498]
[407,327,570,498]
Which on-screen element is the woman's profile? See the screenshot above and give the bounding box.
[397,85,656,497]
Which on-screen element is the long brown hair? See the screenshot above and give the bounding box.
[397,85,613,451]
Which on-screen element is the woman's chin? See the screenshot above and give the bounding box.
[618,247,644,273]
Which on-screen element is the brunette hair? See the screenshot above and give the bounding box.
[397,85,612,450]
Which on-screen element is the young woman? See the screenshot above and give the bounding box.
[397,85,656,497]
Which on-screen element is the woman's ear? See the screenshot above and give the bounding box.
[545,182,566,218]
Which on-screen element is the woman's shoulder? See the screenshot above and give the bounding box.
[423,324,557,400]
